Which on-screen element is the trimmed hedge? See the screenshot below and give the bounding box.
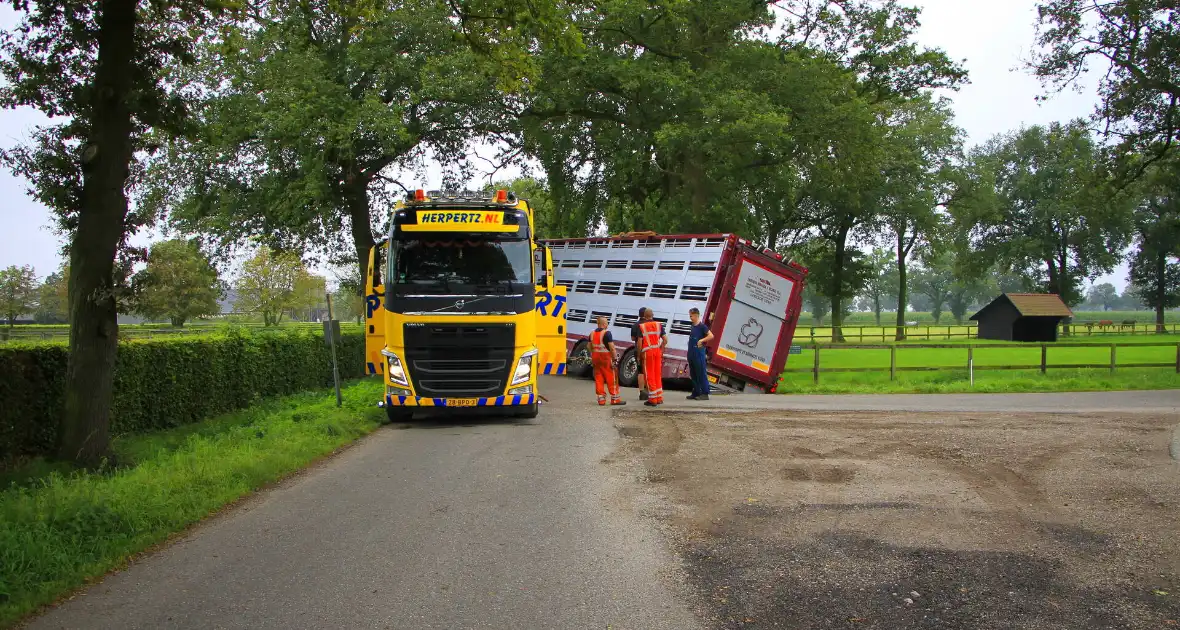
[0,329,366,459]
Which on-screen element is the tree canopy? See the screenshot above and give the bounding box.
[963,121,1132,306]
[1034,0,1180,177]
[131,239,223,326]
[0,265,38,327]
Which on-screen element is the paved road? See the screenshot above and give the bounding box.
[25,377,1179,629]
[27,377,700,630]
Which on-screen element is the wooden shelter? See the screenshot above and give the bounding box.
[970,293,1073,342]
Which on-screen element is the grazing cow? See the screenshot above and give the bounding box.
[1098,320,1113,327]
[1121,319,1137,331]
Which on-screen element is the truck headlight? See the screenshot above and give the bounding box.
[381,349,410,387]
[511,348,538,385]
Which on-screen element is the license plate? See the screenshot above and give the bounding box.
[449,398,479,407]
[708,374,719,384]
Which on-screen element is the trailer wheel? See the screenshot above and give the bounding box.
[568,340,593,377]
[618,349,639,388]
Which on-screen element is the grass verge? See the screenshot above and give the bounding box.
[0,379,385,627]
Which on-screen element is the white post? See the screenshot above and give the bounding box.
[968,345,974,388]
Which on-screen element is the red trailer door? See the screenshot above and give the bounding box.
[710,251,803,389]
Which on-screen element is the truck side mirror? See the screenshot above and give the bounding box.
[367,239,387,297]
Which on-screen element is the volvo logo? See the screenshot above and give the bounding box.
[452,299,466,310]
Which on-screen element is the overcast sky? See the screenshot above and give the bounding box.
[0,0,1128,290]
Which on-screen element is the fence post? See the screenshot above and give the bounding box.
[1040,344,1047,374]
[968,345,974,387]
[890,345,897,381]
[813,344,820,384]
[1110,344,1117,374]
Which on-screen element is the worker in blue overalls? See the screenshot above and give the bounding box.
[686,307,714,400]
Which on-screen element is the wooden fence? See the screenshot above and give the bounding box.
[800,321,1180,342]
[783,342,1180,386]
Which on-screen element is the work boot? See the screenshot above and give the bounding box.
[697,394,710,401]
[639,390,648,401]
[611,399,627,406]
[686,394,698,400]
[643,400,658,407]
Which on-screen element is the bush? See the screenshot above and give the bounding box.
[0,329,366,460]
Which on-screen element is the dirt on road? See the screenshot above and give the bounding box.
[606,409,1180,629]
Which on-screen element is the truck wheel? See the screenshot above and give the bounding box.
[569,340,593,377]
[515,401,540,419]
[385,406,412,424]
[618,349,639,388]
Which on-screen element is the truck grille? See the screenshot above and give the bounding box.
[403,323,516,397]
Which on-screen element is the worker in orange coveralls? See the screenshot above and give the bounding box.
[590,316,626,406]
[637,307,667,407]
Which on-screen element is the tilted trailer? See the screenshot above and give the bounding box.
[543,233,808,394]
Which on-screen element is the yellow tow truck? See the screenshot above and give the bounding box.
[364,188,567,420]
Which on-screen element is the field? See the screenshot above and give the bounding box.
[776,334,1180,394]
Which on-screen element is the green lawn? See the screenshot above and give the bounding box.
[0,379,385,627]
[778,335,1180,394]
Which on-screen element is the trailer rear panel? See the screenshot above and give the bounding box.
[708,247,807,391]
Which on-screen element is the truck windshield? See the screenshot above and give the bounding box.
[388,236,532,294]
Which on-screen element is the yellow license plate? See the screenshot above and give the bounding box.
[708,374,719,384]
[449,398,479,407]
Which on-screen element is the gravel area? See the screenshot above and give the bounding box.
[607,408,1180,629]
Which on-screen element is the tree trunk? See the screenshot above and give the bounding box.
[830,230,848,343]
[873,295,881,326]
[1157,250,1167,334]
[895,236,908,341]
[57,0,137,468]
[1044,258,1067,335]
[346,180,376,294]
[171,317,184,327]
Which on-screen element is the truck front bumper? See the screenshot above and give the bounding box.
[383,393,537,408]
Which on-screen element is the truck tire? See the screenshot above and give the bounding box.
[569,340,593,378]
[515,401,540,419]
[385,406,412,424]
[618,348,639,388]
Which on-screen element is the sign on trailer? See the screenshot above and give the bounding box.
[715,261,797,374]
